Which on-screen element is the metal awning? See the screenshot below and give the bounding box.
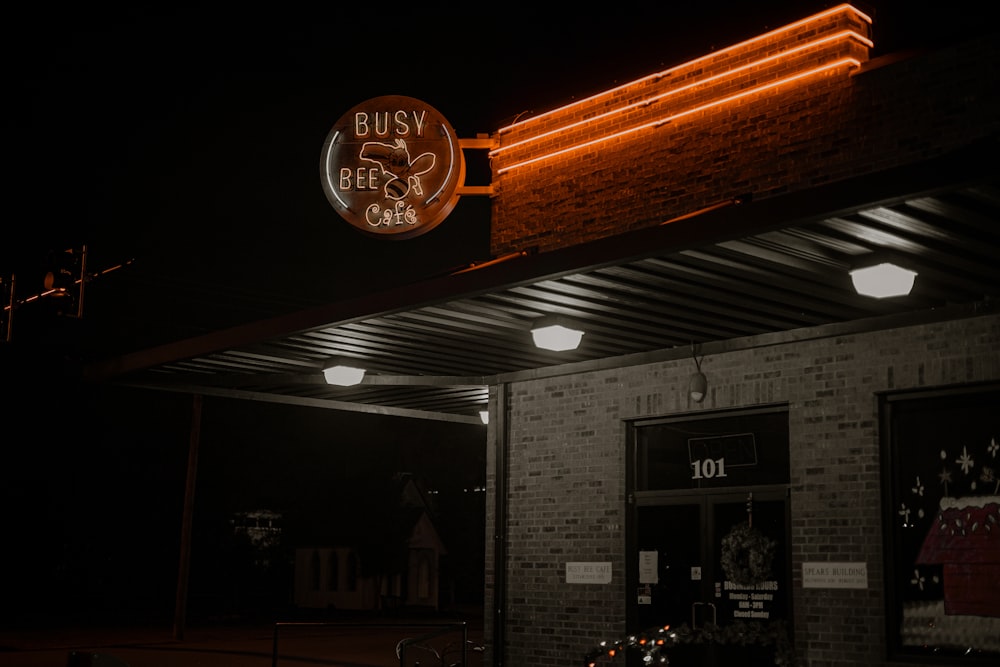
[83,140,1000,424]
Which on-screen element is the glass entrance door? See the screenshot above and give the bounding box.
[630,490,790,667]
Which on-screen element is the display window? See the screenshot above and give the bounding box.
[880,382,1000,663]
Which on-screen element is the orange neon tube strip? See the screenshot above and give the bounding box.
[498,3,872,135]
[490,29,872,157]
[495,58,862,175]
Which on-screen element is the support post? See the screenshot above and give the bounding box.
[173,393,203,641]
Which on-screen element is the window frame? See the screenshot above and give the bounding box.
[879,381,1000,664]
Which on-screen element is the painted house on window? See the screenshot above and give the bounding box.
[292,474,448,612]
[916,496,1000,617]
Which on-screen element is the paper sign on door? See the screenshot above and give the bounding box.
[639,550,658,584]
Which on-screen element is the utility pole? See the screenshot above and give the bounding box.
[3,245,132,342]
[2,274,14,342]
[76,244,88,319]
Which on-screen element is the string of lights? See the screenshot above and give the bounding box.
[582,618,798,666]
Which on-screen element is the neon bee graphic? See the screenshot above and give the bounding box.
[360,138,436,201]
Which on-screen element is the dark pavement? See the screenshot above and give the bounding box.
[1,615,485,667]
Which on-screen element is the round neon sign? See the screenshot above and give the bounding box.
[319,95,465,239]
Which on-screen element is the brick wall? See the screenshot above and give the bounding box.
[485,312,1000,666]
[488,32,998,257]
[478,12,999,664]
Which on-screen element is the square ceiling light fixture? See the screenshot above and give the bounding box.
[530,316,585,351]
[322,360,366,386]
[849,257,917,298]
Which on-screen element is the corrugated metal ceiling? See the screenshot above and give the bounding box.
[84,142,1000,424]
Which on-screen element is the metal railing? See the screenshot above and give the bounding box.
[396,622,482,666]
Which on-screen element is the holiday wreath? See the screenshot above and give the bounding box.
[720,521,776,585]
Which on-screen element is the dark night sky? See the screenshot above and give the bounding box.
[3,2,991,625]
[5,2,985,348]
[7,3,985,327]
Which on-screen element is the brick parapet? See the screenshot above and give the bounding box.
[488,34,998,257]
